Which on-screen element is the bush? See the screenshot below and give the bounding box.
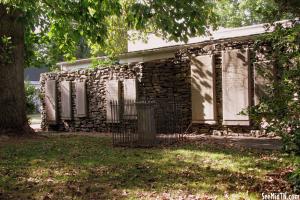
[25,81,37,114]
[248,22,300,155]
[289,168,300,193]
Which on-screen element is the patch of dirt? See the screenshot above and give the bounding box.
[261,167,294,193]
[1,131,282,152]
[37,131,111,138]
[181,134,282,151]
[0,132,47,146]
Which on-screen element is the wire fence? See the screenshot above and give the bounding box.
[108,99,185,147]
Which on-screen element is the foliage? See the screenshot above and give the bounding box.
[274,0,300,17]
[289,168,300,193]
[128,0,217,42]
[247,22,300,155]
[0,134,298,199]
[0,0,217,66]
[97,0,300,57]
[215,0,278,27]
[0,36,13,65]
[1,0,297,64]
[24,81,37,114]
[90,57,117,69]
[88,0,132,58]
[215,0,298,28]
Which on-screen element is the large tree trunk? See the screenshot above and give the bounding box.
[0,4,34,135]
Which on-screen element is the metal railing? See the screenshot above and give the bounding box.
[108,99,185,147]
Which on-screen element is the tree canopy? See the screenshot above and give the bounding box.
[215,0,299,28]
[215,0,280,27]
[1,0,299,66]
[0,0,217,67]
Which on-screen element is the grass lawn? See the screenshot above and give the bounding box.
[28,114,42,125]
[0,134,298,200]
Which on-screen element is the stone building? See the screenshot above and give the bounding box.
[40,22,281,134]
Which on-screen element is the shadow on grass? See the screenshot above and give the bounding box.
[0,135,295,199]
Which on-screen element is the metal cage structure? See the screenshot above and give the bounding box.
[108,99,185,147]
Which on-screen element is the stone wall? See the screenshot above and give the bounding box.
[41,38,267,134]
[40,56,191,132]
[41,65,139,131]
[183,39,257,134]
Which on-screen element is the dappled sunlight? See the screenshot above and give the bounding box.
[27,165,90,184]
[0,135,297,199]
[159,148,270,176]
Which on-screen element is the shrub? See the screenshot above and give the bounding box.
[289,168,300,193]
[25,81,37,114]
[248,22,300,155]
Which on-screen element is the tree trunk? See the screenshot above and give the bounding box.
[0,4,34,135]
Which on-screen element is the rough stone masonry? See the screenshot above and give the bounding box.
[40,57,191,132]
[40,38,269,134]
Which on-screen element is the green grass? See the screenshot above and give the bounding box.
[28,114,41,124]
[0,135,298,199]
